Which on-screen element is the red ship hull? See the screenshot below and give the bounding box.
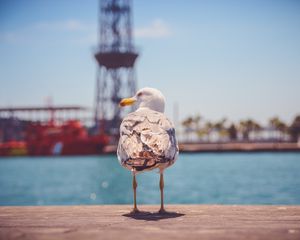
[0,121,109,156]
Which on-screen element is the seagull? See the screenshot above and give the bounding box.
[117,87,179,214]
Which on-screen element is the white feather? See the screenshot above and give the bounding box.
[117,88,179,173]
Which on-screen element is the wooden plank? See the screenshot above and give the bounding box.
[0,205,300,240]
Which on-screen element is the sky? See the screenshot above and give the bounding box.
[0,0,299,126]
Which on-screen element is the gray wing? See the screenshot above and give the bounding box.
[117,109,179,172]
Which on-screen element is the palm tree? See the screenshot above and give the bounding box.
[238,120,249,141]
[193,115,201,132]
[269,117,288,141]
[204,121,214,142]
[289,115,300,142]
[214,118,228,141]
[228,124,237,141]
[251,120,262,140]
[182,116,194,142]
[182,115,203,142]
[238,119,261,141]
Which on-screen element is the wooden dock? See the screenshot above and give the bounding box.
[1,205,300,240]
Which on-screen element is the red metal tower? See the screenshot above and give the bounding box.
[94,0,138,135]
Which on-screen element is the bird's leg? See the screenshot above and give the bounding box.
[131,173,139,214]
[159,172,166,214]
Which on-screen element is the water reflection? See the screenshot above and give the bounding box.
[0,153,300,205]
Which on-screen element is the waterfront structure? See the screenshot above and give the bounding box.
[0,106,87,142]
[94,0,138,135]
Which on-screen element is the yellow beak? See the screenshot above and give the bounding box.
[119,97,136,107]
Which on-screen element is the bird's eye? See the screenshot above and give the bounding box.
[137,92,143,97]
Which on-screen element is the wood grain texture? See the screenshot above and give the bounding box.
[1,205,300,240]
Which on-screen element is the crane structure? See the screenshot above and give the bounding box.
[94,0,138,135]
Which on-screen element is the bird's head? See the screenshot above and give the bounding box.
[119,87,165,113]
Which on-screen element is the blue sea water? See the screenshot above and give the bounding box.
[0,153,299,206]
